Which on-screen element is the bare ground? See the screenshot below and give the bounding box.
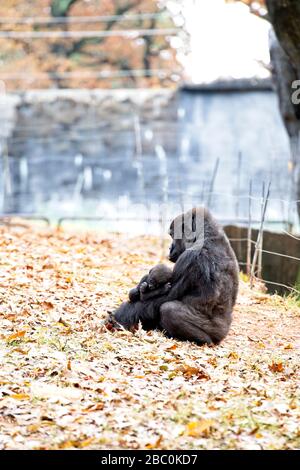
[0,225,299,450]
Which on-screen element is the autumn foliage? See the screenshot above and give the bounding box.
[0,223,299,449]
[0,0,182,90]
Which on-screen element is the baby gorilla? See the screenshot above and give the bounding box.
[128,264,173,302]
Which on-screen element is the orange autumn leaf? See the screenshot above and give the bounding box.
[269,361,284,373]
[82,403,104,412]
[12,348,28,355]
[177,365,210,380]
[166,344,178,351]
[41,301,54,310]
[57,317,71,329]
[10,393,30,400]
[208,357,217,367]
[58,437,94,449]
[186,420,215,438]
[58,440,75,449]
[228,351,239,360]
[146,435,163,449]
[6,331,26,342]
[77,438,95,448]
[27,424,40,433]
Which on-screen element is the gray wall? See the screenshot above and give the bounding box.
[0,88,295,228]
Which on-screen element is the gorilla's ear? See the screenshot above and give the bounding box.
[191,208,197,233]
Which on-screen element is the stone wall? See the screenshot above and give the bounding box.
[0,89,179,213]
[6,89,179,159]
[0,87,295,226]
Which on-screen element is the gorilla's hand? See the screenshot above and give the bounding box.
[140,281,149,294]
[128,286,141,302]
[128,274,149,302]
[140,282,171,301]
[104,313,123,331]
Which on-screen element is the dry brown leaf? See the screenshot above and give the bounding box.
[12,347,28,355]
[0,225,299,450]
[82,403,104,412]
[41,301,54,310]
[166,344,178,351]
[253,294,271,303]
[228,351,239,360]
[146,435,163,449]
[58,440,75,449]
[269,361,284,373]
[177,365,210,380]
[57,317,71,329]
[77,438,95,448]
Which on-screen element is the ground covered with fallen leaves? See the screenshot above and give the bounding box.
[0,224,299,450]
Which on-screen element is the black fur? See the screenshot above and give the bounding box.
[128,264,173,302]
[113,207,239,345]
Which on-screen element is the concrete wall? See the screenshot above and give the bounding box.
[225,225,300,294]
[6,89,178,158]
[0,87,295,226]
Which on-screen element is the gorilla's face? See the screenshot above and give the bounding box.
[168,208,205,262]
[168,219,186,263]
[168,239,185,262]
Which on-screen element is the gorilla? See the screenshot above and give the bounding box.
[128,264,173,302]
[112,207,239,345]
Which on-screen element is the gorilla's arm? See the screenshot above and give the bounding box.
[129,264,173,302]
[114,266,174,329]
[128,274,148,302]
[164,251,195,300]
[140,282,171,301]
[165,249,216,302]
[114,258,189,329]
[114,250,218,330]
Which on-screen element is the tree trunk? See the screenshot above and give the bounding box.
[266,0,300,217]
[51,0,78,17]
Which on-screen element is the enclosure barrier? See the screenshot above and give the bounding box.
[1,197,299,298]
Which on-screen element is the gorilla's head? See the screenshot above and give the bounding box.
[168,207,219,262]
[147,264,172,289]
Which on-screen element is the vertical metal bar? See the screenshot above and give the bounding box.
[235,151,242,219]
[246,180,252,277]
[207,157,220,209]
[250,182,271,288]
[257,182,265,279]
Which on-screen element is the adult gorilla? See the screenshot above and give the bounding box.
[112,207,239,345]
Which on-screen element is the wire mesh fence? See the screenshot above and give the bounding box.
[0,8,185,90]
[0,179,299,298]
[0,10,298,298]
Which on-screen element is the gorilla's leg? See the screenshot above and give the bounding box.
[159,301,214,345]
[114,297,163,331]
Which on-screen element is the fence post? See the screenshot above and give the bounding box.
[250,182,271,288]
[257,182,265,279]
[246,180,252,277]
